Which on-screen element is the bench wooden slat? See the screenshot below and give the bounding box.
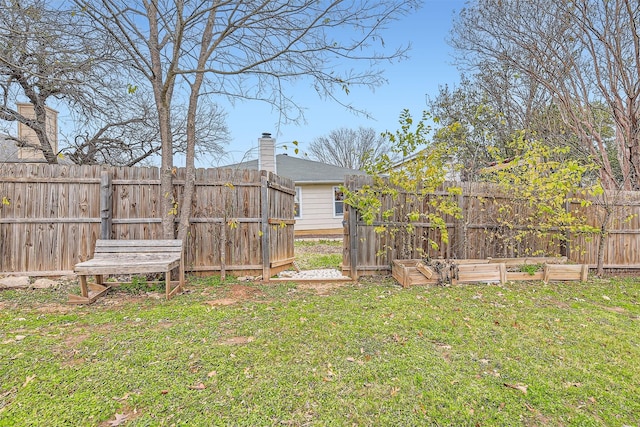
[76,256,181,266]
[95,239,182,247]
[93,240,182,254]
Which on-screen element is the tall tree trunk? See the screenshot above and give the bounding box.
[177,10,216,242]
[158,103,175,239]
[176,78,200,242]
[596,205,612,277]
[145,2,177,240]
[31,103,57,164]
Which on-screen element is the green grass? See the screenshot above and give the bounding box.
[1,275,639,426]
[294,239,343,270]
[519,263,543,275]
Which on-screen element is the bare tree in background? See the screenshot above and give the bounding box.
[0,0,111,163]
[450,0,640,190]
[78,0,420,240]
[1,0,228,167]
[64,92,229,167]
[308,127,392,170]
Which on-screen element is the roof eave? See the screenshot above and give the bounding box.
[294,180,346,185]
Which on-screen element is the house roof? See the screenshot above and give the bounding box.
[0,133,21,162]
[0,132,75,165]
[226,154,367,184]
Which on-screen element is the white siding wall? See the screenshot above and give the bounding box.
[295,184,343,232]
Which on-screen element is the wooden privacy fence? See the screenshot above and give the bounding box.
[0,163,295,278]
[343,176,640,277]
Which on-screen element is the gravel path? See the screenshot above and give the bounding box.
[278,268,351,280]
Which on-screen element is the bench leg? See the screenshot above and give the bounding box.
[79,275,89,298]
[166,269,182,300]
[179,259,185,290]
[68,275,110,305]
[165,270,171,299]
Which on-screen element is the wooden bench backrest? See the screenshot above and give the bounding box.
[93,239,183,255]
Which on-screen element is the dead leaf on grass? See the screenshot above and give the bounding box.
[564,382,582,388]
[205,299,237,307]
[22,375,35,388]
[108,413,128,427]
[504,382,528,394]
[219,336,254,345]
[188,383,206,390]
[113,392,130,401]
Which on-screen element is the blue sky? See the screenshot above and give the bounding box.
[207,0,467,167]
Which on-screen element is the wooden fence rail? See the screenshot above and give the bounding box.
[343,177,640,277]
[0,164,295,277]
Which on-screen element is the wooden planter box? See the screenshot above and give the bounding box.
[392,260,439,288]
[392,258,588,288]
[453,263,506,285]
[543,263,589,283]
[488,256,567,266]
[506,271,544,281]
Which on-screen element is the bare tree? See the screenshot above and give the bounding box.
[308,127,392,170]
[0,0,112,163]
[1,0,214,167]
[428,77,514,181]
[450,0,640,191]
[64,92,229,167]
[428,74,610,181]
[77,0,420,240]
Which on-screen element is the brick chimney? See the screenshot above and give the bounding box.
[258,132,276,174]
[16,103,58,160]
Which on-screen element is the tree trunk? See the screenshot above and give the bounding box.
[176,76,205,243]
[596,205,612,277]
[32,103,57,164]
[177,11,216,241]
[157,103,175,239]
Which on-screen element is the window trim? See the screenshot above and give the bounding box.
[333,186,344,218]
[294,186,302,219]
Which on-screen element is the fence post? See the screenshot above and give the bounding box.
[348,202,358,280]
[100,170,112,239]
[456,192,468,259]
[261,171,271,281]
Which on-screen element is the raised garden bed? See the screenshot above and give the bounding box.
[393,258,588,288]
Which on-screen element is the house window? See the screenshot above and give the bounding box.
[333,186,344,217]
[294,186,302,218]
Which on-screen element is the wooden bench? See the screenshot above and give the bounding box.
[69,239,184,304]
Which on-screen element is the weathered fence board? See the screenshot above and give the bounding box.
[0,164,294,277]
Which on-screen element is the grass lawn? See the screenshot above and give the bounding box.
[293,239,343,271]
[1,273,639,426]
